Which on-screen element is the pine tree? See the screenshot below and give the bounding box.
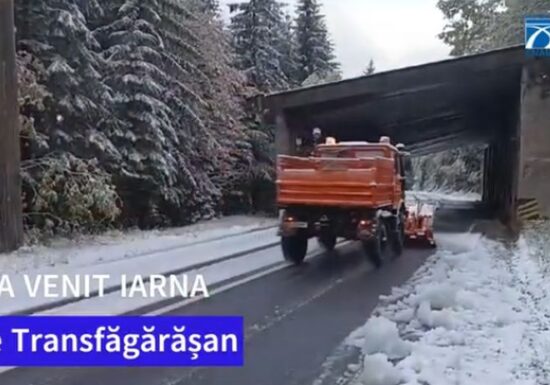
[13,0,284,232]
[278,11,300,87]
[94,0,214,226]
[182,0,255,213]
[229,0,293,211]
[363,59,375,75]
[14,0,123,232]
[15,0,119,160]
[229,0,290,92]
[295,0,339,83]
[437,0,498,56]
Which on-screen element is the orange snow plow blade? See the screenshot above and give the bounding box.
[404,203,436,248]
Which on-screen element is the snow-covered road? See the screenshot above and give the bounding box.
[2,195,545,385]
[0,199,476,385]
[0,216,278,315]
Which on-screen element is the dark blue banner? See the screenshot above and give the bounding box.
[0,316,244,367]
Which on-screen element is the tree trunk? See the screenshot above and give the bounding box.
[0,0,23,252]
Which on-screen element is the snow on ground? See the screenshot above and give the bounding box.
[0,215,276,274]
[347,222,550,385]
[407,190,481,205]
[1,225,280,315]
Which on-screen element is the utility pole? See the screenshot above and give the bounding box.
[0,0,23,252]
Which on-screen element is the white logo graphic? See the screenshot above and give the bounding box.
[526,24,550,49]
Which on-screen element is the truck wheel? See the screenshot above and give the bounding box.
[281,234,308,265]
[389,215,405,257]
[318,234,337,251]
[362,219,386,268]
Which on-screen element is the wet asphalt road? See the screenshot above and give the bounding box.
[0,204,481,385]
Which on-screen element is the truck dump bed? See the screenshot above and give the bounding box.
[276,150,399,208]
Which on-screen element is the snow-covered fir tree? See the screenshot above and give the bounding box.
[96,0,238,226]
[229,0,290,92]
[158,0,234,223]
[94,0,182,226]
[168,0,255,214]
[15,0,118,159]
[15,0,325,232]
[278,12,301,87]
[15,0,263,231]
[229,0,298,211]
[295,0,339,83]
[14,0,122,232]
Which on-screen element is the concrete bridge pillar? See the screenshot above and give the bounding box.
[519,59,550,217]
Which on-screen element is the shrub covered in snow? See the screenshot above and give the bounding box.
[24,154,120,235]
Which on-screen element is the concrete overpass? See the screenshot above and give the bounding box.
[262,46,550,222]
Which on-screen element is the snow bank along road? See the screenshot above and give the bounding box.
[0,200,486,385]
[345,221,550,385]
[1,223,280,315]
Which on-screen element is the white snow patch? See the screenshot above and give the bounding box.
[361,354,402,385]
[0,215,276,274]
[416,301,454,329]
[407,189,481,204]
[416,282,457,309]
[393,308,415,323]
[362,317,411,359]
[0,217,280,315]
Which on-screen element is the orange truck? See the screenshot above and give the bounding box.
[276,136,435,267]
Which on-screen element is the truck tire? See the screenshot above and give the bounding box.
[362,219,386,268]
[281,234,308,265]
[318,233,337,251]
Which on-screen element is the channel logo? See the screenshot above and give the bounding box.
[525,17,550,56]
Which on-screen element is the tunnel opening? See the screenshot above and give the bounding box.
[265,46,526,224]
[410,143,486,199]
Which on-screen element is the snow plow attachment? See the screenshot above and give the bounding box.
[404,203,436,248]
